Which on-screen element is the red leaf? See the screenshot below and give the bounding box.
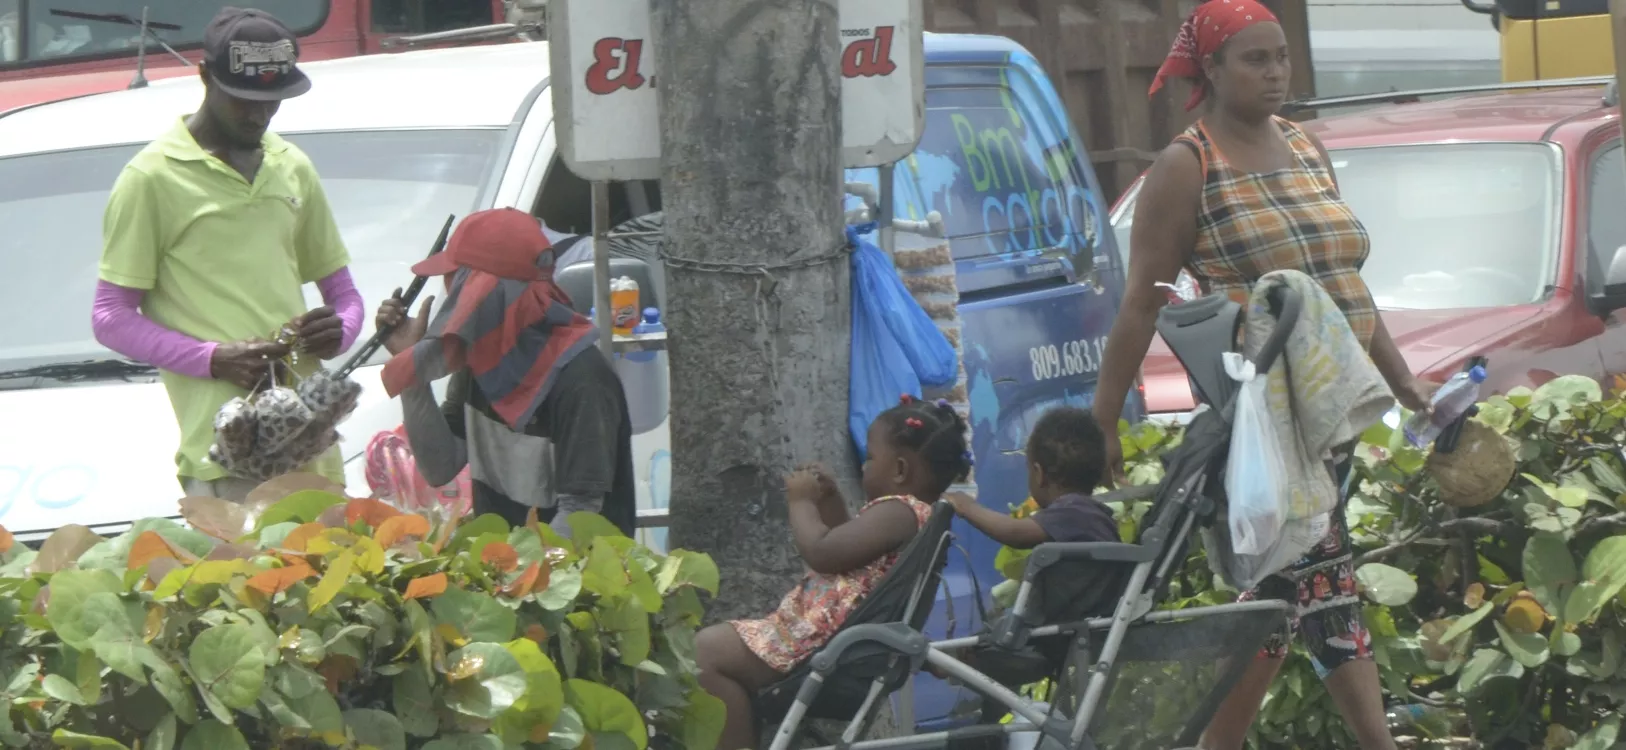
[344,498,402,528]
[246,562,315,595]
[404,573,448,600]
[481,543,519,573]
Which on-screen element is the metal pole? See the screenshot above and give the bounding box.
[591,180,614,355]
[877,164,896,255]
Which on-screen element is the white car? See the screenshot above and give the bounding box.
[0,42,673,547]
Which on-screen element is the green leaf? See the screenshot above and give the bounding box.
[497,637,564,736]
[537,566,584,612]
[1523,532,1578,612]
[1457,648,1523,696]
[178,721,250,750]
[48,731,128,749]
[1565,581,1611,625]
[1575,715,1621,750]
[444,643,529,720]
[1582,535,1626,608]
[81,592,155,681]
[1354,563,1417,606]
[1533,375,1603,409]
[393,668,438,737]
[344,709,407,750]
[582,539,629,597]
[256,489,344,529]
[566,678,647,750]
[283,677,344,734]
[421,735,504,750]
[448,515,511,554]
[681,691,727,750]
[144,653,199,724]
[551,705,587,748]
[188,623,269,710]
[1494,620,1551,668]
[1590,457,1626,495]
[432,587,517,644]
[567,513,628,549]
[597,591,651,666]
[46,569,125,649]
[41,674,87,705]
[146,713,177,750]
[1439,603,1494,645]
[654,550,720,597]
[1555,631,1583,657]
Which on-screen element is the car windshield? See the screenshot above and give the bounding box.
[1111,142,1561,310]
[0,128,502,379]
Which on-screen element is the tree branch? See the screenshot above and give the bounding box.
[1356,518,1512,566]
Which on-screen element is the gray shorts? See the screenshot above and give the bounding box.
[179,476,261,504]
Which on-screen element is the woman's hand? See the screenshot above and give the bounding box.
[1098,414,1127,488]
[1393,376,1439,415]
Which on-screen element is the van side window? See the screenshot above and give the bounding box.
[914,84,1097,273]
[1589,142,1626,290]
[372,0,492,34]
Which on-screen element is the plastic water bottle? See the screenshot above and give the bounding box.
[1403,365,1488,448]
[615,308,669,434]
[1386,703,1455,734]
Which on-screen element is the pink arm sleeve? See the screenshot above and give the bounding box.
[315,267,364,353]
[91,281,216,379]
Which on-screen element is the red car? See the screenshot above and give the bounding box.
[1108,78,1626,422]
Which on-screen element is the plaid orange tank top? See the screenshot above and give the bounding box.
[1177,117,1376,349]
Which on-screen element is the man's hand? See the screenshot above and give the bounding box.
[291,306,344,360]
[376,289,436,356]
[211,339,290,391]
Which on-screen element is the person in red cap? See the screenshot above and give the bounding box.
[375,208,637,539]
[93,7,361,500]
[1088,1,1425,747]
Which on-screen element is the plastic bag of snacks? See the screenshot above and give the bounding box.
[208,325,362,482]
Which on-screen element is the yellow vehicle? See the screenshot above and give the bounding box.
[1464,0,1615,80]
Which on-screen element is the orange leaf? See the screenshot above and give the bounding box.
[281,522,327,553]
[318,655,358,696]
[246,562,315,595]
[502,563,542,597]
[345,498,402,528]
[481,543,519,573]
[404,573,447,600]
[0,526,15,555]
[523,623,549,644]
[127,531,180,570]
[375,514,431,548]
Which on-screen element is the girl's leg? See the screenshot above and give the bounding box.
[1200,654,1286,750]
[1323,658,1397,750]
[696,624,786,750]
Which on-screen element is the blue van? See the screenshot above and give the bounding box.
[844,33,1144,729]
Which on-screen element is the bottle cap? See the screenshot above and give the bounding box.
[1467,365,1487,383]
[642,307,660,323]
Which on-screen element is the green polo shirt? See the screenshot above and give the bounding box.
[99,118,351,484]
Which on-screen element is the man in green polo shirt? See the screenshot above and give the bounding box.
[91,8,364,502]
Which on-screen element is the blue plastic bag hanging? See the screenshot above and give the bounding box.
[850,226,958,387]
[847,224,957,454]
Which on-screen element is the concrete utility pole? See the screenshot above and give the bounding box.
[652,0,852,622]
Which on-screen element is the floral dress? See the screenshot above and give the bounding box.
[730,495,934,673]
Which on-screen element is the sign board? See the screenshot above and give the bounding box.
[548,0,925,181]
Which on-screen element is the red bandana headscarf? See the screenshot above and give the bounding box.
[1149,0,1280,111]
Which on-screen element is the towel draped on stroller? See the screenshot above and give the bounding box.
[753,288,1308,750]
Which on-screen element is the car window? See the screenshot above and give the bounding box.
[13,0,326,64]
[1588,143,1626,289]
[1109,142,1560,310]
[0,128,502,377]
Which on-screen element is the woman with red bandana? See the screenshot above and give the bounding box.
[1089,1,1435,747]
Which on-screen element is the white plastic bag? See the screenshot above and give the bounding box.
[1222,352,1289,556]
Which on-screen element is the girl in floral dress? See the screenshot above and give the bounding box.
[695,397,972,750]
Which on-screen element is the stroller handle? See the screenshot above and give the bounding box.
[1250,285,1301,376]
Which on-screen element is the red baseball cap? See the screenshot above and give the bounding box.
[411,208,553,281]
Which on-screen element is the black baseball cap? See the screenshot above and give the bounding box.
[201,7,312,101]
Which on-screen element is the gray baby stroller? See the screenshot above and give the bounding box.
[757,287,1304,750]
